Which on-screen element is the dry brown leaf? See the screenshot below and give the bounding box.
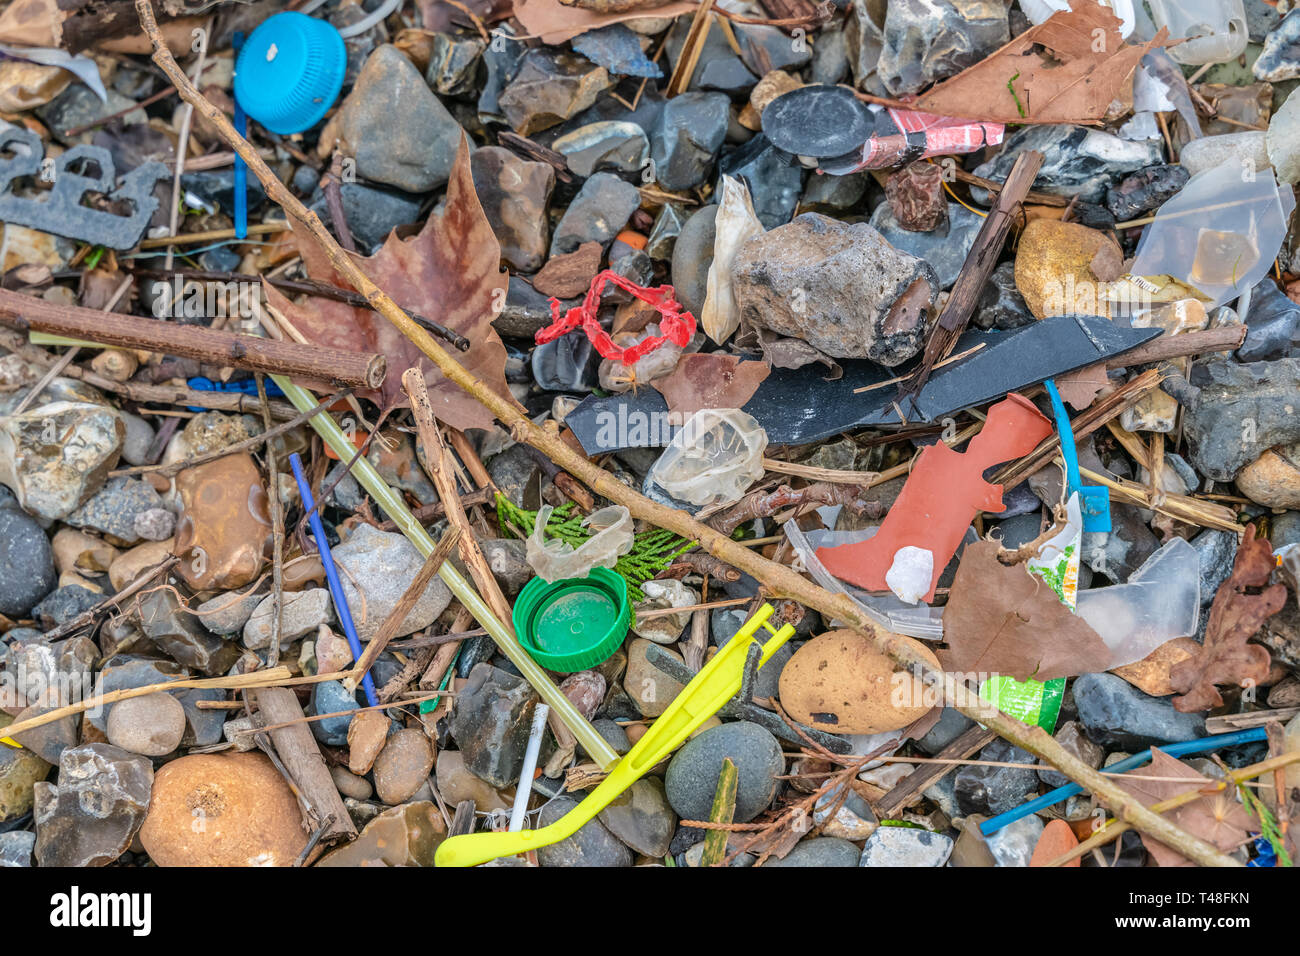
[1053,361,1109,410]
[914,2,1168,125]
[1169,524,1285,713]
[938,540,1113,682]
[265,134,515,431]
[649,352,770,416]
[515,0,697,44]
[1115,748,1253,867]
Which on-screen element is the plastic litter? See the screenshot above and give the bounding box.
[816,393,1053,603]
[1044,379,1111,532]
[1148,0,1247,66]
[435,603,796,866]
[785,522,956,640]
[534,270,696,364]
[525,504,634,583]
[980,727,1268,835]
[1130,163,1296,309]
[648,408,767,507]
[700,175,763,345]
[513,567,630,673]
[233,11,347,135]
[1075,536,1202,669]
[288,453,379,708]
[272,374,621,772]
[508,703,550,833]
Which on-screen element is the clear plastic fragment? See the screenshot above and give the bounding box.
[648,408,767,507]
[526,504,634,583]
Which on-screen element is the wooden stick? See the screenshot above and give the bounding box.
[137,221,290,247]
[252,686,357,841]
[903,150,1044,397]
[40,555,179,642]
[134,0,1237,868]
[1106,325,1246,367]
[0,288,385,390]
[1047,749,1300,867]
[701,757,739,865]
[403,369,516,631]
[875,726,996,817]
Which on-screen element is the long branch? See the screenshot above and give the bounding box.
[133,0,1236,868]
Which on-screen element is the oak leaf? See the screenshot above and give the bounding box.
[1169,524,1284,713]
[914,2,1168,125]
[264,134,515,431]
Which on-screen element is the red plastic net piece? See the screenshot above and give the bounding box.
[534,269,697,364]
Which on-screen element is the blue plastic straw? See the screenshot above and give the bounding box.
[289,452,378,706]
[980,727,1269,835]
[232,30,248,241]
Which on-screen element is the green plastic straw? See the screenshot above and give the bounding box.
[271,374,619,771]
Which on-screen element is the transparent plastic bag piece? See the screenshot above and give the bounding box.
[785,522,950,640]
[648,408,767,506]
[1074,536,1201,668]
[526,504,634,583]
[1130,163,1296,308]
[1148,0,1247,65]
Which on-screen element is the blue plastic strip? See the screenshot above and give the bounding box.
[1044,377,1110,532]
[289,452,379,707]
[232,30,248,241]
[980,727,1269,835]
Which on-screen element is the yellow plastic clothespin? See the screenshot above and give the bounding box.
[434,603,796,867]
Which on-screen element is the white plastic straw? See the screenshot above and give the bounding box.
[509,703,550,833]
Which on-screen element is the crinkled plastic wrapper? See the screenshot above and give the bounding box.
[526,504,634,582]
[819,107,1004,175]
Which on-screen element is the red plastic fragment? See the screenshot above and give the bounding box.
[816,393,1053,603]
[534,269,697,365]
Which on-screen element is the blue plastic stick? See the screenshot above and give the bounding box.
[289,452,378,706]
[980,727,1269,835]
[1044,378,1111,532]
[232,30,248,241]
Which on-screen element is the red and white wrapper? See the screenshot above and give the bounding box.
[819,106,1004,175]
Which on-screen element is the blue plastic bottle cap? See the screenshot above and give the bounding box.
[234,12,346,136]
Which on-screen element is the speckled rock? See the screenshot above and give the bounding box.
[731,213,938,365]
[0,502,57,617]
[0,401,123,521]
[242,587,333,650]
[139,752,307,866]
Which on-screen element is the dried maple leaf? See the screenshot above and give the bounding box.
[1170,524,1284,713]
[649,352,770,416]
[914,2,1169,125]
[939,540,1113,682]
[265,134,515,432]
[1115,749,1253,867]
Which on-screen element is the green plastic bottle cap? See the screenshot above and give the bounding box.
[513,567,630,673]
